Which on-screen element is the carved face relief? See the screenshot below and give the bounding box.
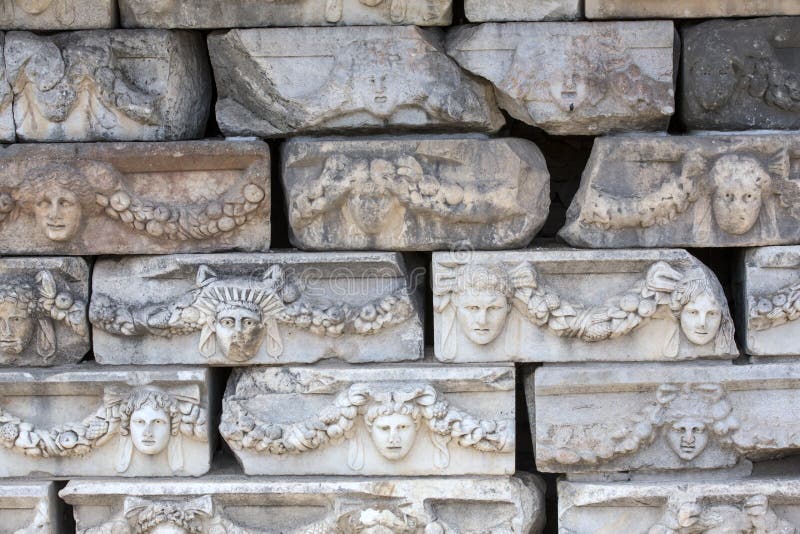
[350,49,406,118]
[680,291,722,346]
[549,65,590,112]
[711,158,767,235]
[345,191,401,235]
[369,413,418,460]
[666,417,709,461]
[0,300,35,355]
[130,404,171,455]
[214,305,266,362]
[33,186,82,242]
[454,289,510,345]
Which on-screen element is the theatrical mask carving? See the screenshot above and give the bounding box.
[648,495,796,534]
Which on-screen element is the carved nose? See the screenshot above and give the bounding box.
[0,320,9,335]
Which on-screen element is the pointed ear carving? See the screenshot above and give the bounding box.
[168,434,184,473]
[198,325,216,358]
[196,265,217,287]
[265,318,283,359]
[116,435,133,473]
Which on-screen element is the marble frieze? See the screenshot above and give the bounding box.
[465,0,581,22]
[560,133,800,248]
[282,136,550,251]
[5,30,211,141]
[432,248,736,363]
[446,21,676,135]
[0,140,270,255]
[0,0,115,30]
[0,482,58,534]
[586,0,800,18]
[0,365,213,478]
[90,253,424,365]
[207,26,505,138]
[61,475,545,533]
[220,363,515,476]
[532,363,800,475]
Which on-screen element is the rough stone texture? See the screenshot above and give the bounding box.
[282,136,550,251]
[5,30,211,142]
[465,0,581,21]
[0,257,89,367]
[560,133,800,248]
[587,0,800,18]
[0,141,270,255]
[221,363,515,476]
[0,482,58,534]
[432,248,736,363]
[0,33,12,143]
[120,0,452,28]
[208,26,505,138]
[531,362,800,475]
[681,18,800,131]
[61,475,545,533]
[738,245,800,358]
[0,365,213,478]
[90,253,424,366]
[0,0,115,30]
[446,21,676,136]
[559,478,800,533]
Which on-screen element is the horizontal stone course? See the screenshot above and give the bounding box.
[586,0,800,18]
[465,0,581,21]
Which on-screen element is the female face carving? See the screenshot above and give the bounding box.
[666,417,709,461]
[130,404,171,455]
[215,305,265,361]
[680,291,722,346]
[711,158,766,235]
[150,525,187,534]
[0,301,34,355]
[33,186,81,242]
[369,413,418,461]
[454,289,511,346]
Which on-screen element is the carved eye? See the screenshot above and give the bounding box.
[466,306,480,312]
[242,318,256,327]
[379,425,390,432]
[725,193,735,202]
[744,193,753,201]
[36,200,50,209]
[673,426,685,434]
[134,419,145,425]
[59,198,73,207]
[707,310,719,317]
[692,426,705,434]
[154,419,166,426]
[398,425,408,430]
[219,318,235,328]
[10,316,23,323]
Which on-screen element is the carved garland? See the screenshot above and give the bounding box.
[648,495,797,534]
[749,280,800,331]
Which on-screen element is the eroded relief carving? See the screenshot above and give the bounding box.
[12,499,51,534]
[648,495,796,534]
[0,0,114,29]
[0,34,12,143]
[750,280,800,331]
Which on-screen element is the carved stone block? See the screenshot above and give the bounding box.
[560,133,800,248]
[207,26,505,138]
[681,18,800,131]
[532,362,800,474]
[0,482,58,534]
[0,140,270,255]
[0,257,88,367]
[559,478,800,533]
[0,33,12,143]
[739,245,800,357]
[220,363,515,476]
[446,21,676,136]
[5,30,211,142]
[0,365,212,478]
[120,0,452,28]
[465,0,581,22]
[432,249,736,363]
[91,253,424,366]
[61,475,545,533]
[0,0,115,30]
[282,136,550,251]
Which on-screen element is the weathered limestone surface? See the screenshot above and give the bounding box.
[5,30,211,142]
[0,33,12,143]
[560,133,800,248]
[0,365,212,478]
[532,363,800,475]
[208,26,505,138]
[465,0,581,22]
[0,482,58,534]
[0,141,270,255]
[446,21,676,136]
[559,478,800,533]
[90,253,424,366]
[587,0,800,18]
[681,18,800,131]
[282,136,550,251]
[738,245,800,357]
[120,0,452,28]
[0,257,88,367]
[61,475,546,533]
[0,0,115,30]
[221,363,515,476]
[432,249,736,363]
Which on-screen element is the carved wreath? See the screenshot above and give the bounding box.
[749,279,800,331]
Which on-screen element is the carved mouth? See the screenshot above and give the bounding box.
[141,439,157,446]
[560,91,578,98]
[472,328,491,335]
[694,330,708,335]
[374,96,388,103]
[46,223,67,231]
[680,443,695,451]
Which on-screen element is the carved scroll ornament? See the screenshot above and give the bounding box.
[749,279,800,331]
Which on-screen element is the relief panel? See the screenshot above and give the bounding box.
[0,0,115,30]
[0,33,12,142]
[0,482,58,534]
[464,0,581,22]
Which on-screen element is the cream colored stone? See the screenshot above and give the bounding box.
[587,0,800,19]
[0,140,270,255]
[0,0,115,29]
[283,136,550,251]
[220,363,515,476]
[0,482,58,534]
[465,0,581,21]
[0,33,12,143]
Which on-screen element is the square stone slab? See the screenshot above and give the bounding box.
[5,30,211,142]
[61,475,545,533]
[0,0,115,30]
[120,0,452,28]
[0,364,213,478]
[0,257,89,367]
[681,18,800,131]
[0,482,59,534]
[220,362,515,476]
[0,140,270,255]
[586,0,800,18]
[90,252,424,366]
[559,478,800,533]
[560,133,800,248]
[432,248,736,363]
[446,21,676,136]
[738,245,800,357]
[531,362,800,475]
[465,0,581,21]
[282,136,550,251]
[208,26,505,138]
[0,33,12,143]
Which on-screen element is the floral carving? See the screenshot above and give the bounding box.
[648,495,796,534]
[749,279,800,331]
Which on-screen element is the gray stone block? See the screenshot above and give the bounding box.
[0,482,59,534]
[587,0,800,18]
[465,0,581,22]
[0,0,115,30]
